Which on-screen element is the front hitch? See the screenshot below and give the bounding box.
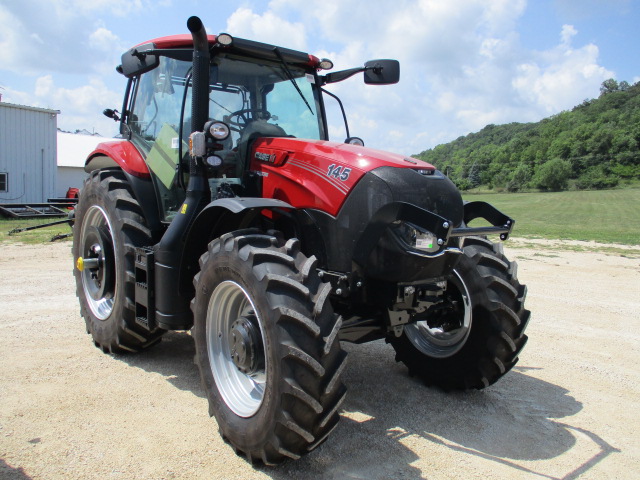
[450,201,514,241]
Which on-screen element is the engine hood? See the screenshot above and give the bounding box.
[251,137,443,217]
[252,137,435,173]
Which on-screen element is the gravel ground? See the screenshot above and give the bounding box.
[0,240,638,479]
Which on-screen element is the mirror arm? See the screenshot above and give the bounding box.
[321,67,366,85]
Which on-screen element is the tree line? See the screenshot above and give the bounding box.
[414,79,640,191]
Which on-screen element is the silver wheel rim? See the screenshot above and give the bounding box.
[79,205,117,320]
[405,270,472,358]
[207,281,267,417]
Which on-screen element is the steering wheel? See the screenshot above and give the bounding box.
[224,108,272,129]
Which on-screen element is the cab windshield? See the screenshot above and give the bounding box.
[205,53,324,142]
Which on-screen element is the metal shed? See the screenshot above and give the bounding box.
[0,102,59,203]
[56,132,112,198]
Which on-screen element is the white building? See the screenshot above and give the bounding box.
[0,101,116,203]
[0,102,59,203]
[56,132,111,197]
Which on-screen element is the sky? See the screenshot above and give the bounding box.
[1,0,638,155]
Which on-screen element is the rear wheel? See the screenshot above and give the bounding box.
[73,169,164,353]
[389,237,530,390]
[192,231,347,465]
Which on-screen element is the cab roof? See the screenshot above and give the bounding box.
[132,34,321,68]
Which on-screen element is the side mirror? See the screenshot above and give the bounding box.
[103,109,120,122]
[364,59,400,85]
[119,43,159,78]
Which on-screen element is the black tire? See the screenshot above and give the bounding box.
[73,168,164,353]
[191,230,347,465]
[389,237,530,390]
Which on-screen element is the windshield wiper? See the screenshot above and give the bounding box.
[273,47,314,116]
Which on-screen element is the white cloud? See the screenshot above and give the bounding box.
[0,0,133,135]
[0,3,126,75]
[259,1,612,154]
[226,7,307,51]
[0,0,618,154]
[560,24,578,46]
[4,76,122,137]
[512,31,613,114]
[89,27,123,52]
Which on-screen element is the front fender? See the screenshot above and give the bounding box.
[180,197,295,290]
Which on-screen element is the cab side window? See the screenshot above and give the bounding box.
[128,57,191,221]
[129,57,191,147]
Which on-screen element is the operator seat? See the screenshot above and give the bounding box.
[236,120,288,177]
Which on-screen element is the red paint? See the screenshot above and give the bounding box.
[251,138,434,216]
[135,34,218,49]
[87,141,150,179]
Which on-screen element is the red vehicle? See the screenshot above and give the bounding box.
[73,17,530,464]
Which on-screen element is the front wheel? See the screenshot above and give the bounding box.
[192,231,347,465]
[389,237,530,390]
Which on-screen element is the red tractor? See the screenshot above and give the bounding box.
[73,16,529,464]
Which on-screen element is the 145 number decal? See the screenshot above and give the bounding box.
[327,164,351,181]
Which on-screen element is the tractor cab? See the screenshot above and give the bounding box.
[114,35,336,222]
[111,33,398,223]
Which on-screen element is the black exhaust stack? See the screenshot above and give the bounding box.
[152,16,212,330]
[187,16,210,133]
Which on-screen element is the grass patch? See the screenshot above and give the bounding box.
[0,217,73,244]
[464,188,640,245]
[3,189,639,249]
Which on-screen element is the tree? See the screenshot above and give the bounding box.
[414,79,639,191]
[532,159,572,191]
[600,78,619,96]
[467,162,481,188]
[506,164,532,192]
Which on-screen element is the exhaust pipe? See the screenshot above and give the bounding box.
[187,16,210,134]
[153,16,212,330]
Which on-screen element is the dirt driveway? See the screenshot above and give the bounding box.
[1,240,639,479]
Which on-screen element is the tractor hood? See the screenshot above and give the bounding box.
[250,137,457,218]
[252,137,435,175]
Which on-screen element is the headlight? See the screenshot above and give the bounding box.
[216,33,233,46]
[207,121,230,140]
[206,155,223,167]
[319,58,334,70]
[392,221,441,253]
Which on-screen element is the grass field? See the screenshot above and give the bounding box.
[2,188,639,246]
[464,188,640,245]
[0,216,73,244]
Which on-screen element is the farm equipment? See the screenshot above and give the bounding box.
[73,16,529,465]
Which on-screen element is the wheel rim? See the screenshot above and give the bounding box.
[207,281,267,418]
[79,206,117,320]
[404,270,472,358]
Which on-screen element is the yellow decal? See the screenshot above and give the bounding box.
[180,203,188,214]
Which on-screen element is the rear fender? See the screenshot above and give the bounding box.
[85,140,150,178]
[84,143,162,235]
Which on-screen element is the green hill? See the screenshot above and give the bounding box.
[414,79,640,191]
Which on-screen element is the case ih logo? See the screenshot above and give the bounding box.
[255,151,277,163]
